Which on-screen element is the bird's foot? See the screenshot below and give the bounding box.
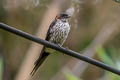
[57,44,62,47]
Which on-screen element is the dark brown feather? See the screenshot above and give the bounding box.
[30,47,49,76]
[30,19,57,76]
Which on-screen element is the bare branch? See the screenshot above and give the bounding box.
[0,22,120,77]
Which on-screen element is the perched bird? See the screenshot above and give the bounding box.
[30,13,71,76]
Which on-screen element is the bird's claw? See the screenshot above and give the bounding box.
[57,44,62,47]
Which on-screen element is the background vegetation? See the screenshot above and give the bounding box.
[0,0,120,80]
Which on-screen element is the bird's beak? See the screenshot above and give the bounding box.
[55,14,60,19]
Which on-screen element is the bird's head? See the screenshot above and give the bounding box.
[55,13,71,22]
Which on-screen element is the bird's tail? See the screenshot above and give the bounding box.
[30,47,49,76]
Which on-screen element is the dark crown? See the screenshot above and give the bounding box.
[60,13,70,18]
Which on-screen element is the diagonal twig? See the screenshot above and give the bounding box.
[0,22,120,76]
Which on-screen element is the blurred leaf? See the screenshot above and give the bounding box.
[0,57,3,80]
[97,47,115,66]
[105,71,120,80]
[107,47,118,62]
[97,47,120,80]
[65,73,81,80]
[114,0,120,3]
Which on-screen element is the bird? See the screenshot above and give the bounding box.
[30,12,71,76]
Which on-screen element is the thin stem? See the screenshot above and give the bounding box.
[0,22,120,75]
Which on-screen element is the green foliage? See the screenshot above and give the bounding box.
[97,47,115,66]
[114,0,120,3]
[0,0,6,22]
[78,38,92,51]
[0,57,3,80]
[65,73,81,80]
[97,47,120,80]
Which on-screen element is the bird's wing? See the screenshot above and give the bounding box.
[46,19,57,40]
[30,47,49,76]
[30,19,57,76]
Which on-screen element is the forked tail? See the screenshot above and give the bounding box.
[30,48,49,76]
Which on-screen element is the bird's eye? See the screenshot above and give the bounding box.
[62,14,68,17]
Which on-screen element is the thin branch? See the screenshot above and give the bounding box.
[0,22,120,75]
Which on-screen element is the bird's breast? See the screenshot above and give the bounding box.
[54,21,70,36]
[49,20,70,45]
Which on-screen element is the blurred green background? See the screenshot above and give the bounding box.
[0,0,120,80]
